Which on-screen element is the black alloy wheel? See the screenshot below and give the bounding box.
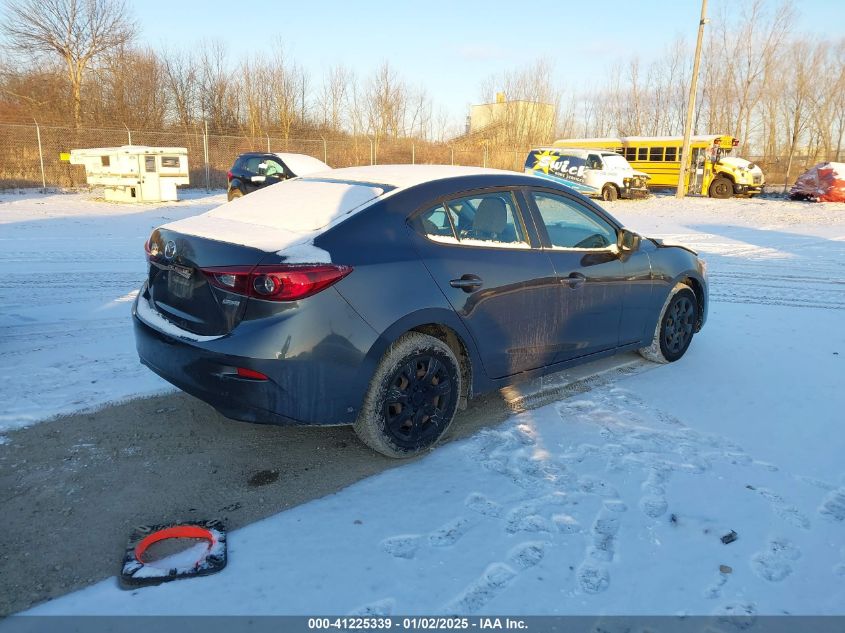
[660,291,697,361]
[383,354,454,449]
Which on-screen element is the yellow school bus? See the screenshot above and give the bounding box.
[553,135,765,198]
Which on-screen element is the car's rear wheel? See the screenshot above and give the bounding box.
[353,332,461,458]
[638,283,699,363]
[601,184,618,202]
[227,188,243,202]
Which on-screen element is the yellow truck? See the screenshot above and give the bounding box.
[553,134,765,198]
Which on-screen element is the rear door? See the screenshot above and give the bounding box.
[409,189,559,379]
[524,189,626,362]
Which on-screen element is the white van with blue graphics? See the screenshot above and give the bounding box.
[525,148,650,201]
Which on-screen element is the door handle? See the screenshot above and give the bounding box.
[450,274,483,293]
[565,272,587,289]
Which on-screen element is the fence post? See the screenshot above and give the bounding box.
[124,123,132,146]
[203,121,210,193]
[451,147,454,166]
[369,138,374,165]
[34,120,46,193]
[267,134,271,152]
[412,143,415,165]
[321,136,327,164]
[483,143,488,168]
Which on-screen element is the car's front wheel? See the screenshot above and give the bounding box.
[601,184,618,202]
[708,177,733,199]
[227,188,243,202]
[638,283,699,363]
[353,332,461,458]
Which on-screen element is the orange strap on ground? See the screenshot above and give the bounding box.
[134,525,216,563]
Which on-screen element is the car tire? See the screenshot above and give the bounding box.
[353,332,461,458]
[601,184,618,202]
[708,177,733,199]
[227,188,243,202]
[638,283,699,364]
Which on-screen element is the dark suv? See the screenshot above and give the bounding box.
[226,152,330,201]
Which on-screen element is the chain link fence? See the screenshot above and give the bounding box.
[0,122,818,190]
[0,122,534,190]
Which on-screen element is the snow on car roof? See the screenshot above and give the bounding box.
[159,165,522,262]
[160,178,384,261]
[273,153,330,176]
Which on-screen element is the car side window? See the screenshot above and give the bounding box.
[263,158,285,178]
[444,192,529,247]
[531,191,617,250]
[413,192,529,249]
[242,157,263,173]
[415,203,458,239]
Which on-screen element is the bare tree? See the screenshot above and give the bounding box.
[317,64,350,134]
[161,47,199,130]
[780,40,813,192]
[196,40,238,133]
[1,0,136,126]
[364,61,407,152]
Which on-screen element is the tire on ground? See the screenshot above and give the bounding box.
[708,177,733,199]
[638,283,699,364]
[353,332,461,458]
[601,184,618,202]
[227,188,243,202]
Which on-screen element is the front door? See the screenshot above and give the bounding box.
[524,189,627,363]
[409,189,559,379]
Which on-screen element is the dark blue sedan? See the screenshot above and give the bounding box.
[133,165,707,457]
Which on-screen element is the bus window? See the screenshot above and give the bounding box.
[649,147,664,161]
[638,147,648,161]
[625,148,636,161]
[665,147,678,162]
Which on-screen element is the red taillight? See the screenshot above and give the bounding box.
[227,170,233,182]
[236,367,268,380]
[144,235,156,261]
[201,264,352,302]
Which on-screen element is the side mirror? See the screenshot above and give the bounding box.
[250,175,266,184]
[618,228,640,253]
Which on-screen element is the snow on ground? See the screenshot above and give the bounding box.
[0,189,225,433]
[4,189,844,615]
[26,301,845,615]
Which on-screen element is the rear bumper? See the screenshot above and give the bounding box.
[134,314,303,425]
[132,287,379,426]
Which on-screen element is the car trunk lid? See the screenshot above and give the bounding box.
[145,229,269,336]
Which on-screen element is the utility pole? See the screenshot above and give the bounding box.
[676,0,708,199]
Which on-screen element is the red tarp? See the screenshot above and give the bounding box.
[790,162,845,202]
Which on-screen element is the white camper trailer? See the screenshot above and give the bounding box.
[69,146,189,202]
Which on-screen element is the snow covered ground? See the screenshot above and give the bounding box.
[3,188,845,615]
[0,189,223,434]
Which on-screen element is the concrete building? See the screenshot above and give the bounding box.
[468,93,556,145]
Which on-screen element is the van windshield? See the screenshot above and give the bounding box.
[602,154,631,170]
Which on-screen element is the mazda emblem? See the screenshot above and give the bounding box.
[164,240,177,260]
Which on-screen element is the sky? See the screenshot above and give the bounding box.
[133,0,844,126]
